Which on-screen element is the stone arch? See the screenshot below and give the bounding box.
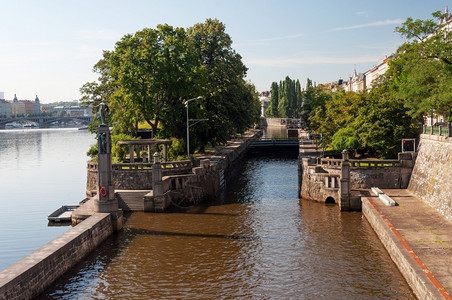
[325,196,336,204]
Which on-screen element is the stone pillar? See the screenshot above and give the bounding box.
[163,144,168,162]
[147,145,151,162]
[129,145,135,163]
[340,149,351,211]
[152,152,165,211]
[94,125,122,230]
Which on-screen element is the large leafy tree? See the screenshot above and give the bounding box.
[187,18,260,147]
[109,24,201,136]
[392,10,452,120]
[81,19,259,153]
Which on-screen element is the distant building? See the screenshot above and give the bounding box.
[33,95,40,115]
[0,92,4,99]
[259,95,271,117]
[22,100,34,115]
[364,55,392,89]
[11,94,25,116]
[0,99,11,117]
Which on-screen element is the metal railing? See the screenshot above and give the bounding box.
[423,124,452,137]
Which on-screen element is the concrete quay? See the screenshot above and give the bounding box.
[362,189,452,300]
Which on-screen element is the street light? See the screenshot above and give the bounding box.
[184,96,203,159]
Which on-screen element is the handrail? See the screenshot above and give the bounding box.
[423,124,452,137]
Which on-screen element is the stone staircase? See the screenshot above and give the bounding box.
[115,190,151,211]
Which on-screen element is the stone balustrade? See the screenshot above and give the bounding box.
[320,158,401,169]
[86,160,193,192]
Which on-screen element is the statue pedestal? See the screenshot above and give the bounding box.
[94,125,122,230]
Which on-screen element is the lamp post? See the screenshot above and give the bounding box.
[184,96,203,159]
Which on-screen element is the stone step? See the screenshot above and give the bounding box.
[116,190,151,212]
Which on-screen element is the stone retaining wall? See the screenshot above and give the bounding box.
[0,213,114,300]
[86,162,192,193]
[156,160,220,211]
[299,157,340,203]
[362,197,443,300]
[408,134,452,220]
[350,167,408,189]
[300,152,415,206]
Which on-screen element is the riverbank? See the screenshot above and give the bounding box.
[362,189,452,300]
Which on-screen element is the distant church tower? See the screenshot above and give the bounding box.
[13,94,18,102]
[33,95,41,115]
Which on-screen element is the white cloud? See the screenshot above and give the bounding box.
[356,11,370,17]
[327,19,404,32]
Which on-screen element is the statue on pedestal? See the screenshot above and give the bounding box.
[97,101,110,126]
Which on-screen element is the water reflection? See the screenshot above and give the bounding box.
[40,157,414,299]
[0,129,95,270]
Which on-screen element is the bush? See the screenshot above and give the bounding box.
[111,133,140,163]
[168,137,186,160]
[85,133,140,163]
[86,143,98,161]
[332,127,360,153]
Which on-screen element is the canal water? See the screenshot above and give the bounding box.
[0,129,95,271]
[39,156,414,298]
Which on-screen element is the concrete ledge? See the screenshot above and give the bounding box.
[0,213,114,300]
[371,187,397,206]
[362,196,445,300]
[379,193,397,206]
[371,187,383,196]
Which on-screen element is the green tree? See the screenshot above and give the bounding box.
[332,127,361,154]
[392,10,452,120]
[81,19,259,154]
[265,82,279,117]
[295,79,302,117]
[187,18,260,148]
[109,25,201,136]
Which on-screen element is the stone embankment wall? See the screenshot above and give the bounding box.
[350,153,414,189]
[86,161,192,193]
[408,134,452,220]
[0,213,114,300]
[299,157,340,203]
[153,130,262,211]
[362,198,444,300]
[299,153,415,207]
[154,160,220,211]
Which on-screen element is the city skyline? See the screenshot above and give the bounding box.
[0,0,450,103]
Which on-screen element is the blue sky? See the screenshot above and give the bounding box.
[0,0,450,103]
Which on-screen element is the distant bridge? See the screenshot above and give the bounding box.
[0,116,93,129]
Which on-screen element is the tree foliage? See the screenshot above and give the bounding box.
[265,76,302,118]
[303,9,451,158]
[392,10,452,120]
[81,19,260,154]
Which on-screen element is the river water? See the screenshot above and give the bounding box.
[0,128,95,271]
[1,129,414,298]
[41,159,413,298]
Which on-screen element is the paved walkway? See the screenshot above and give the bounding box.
[365,189,452,299]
